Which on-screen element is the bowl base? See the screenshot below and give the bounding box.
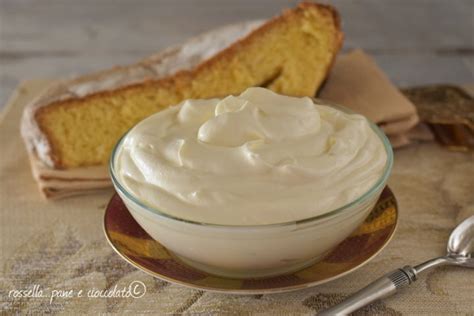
[170,250,330,279]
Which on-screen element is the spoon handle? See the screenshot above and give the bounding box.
[318,266,417,315]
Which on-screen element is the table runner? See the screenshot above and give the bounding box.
[1,81,473,314]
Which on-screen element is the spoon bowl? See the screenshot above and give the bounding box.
[447,216,474,258]
[415,215,474,272]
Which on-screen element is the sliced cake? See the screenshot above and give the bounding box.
[21,2,343,171]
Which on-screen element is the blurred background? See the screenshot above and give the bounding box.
[0,0,472,109]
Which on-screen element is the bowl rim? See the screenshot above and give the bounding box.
[109,97,394,228]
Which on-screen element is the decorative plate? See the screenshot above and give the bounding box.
[104,187,398,294]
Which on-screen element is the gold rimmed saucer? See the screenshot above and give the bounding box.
[103,187,398,294]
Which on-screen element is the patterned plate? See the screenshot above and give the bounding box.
[103,187,398,294]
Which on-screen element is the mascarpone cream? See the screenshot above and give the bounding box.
[116,88,387,225]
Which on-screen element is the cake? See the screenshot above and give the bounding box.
[21,2,342,170]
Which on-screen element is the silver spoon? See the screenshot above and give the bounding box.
[320,215,474,315]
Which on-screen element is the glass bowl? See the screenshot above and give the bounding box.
[109,98,393,279]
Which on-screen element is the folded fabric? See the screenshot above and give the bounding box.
[319,49,419,147]
[24,49,419,199]
[28,153,110,199]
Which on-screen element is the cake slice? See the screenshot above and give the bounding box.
[22,2,342,170]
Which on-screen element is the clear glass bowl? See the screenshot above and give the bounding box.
[109,99,394,279]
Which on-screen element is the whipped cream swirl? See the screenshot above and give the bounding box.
[116,88,387,225]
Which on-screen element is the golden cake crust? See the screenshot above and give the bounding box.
[22,2,342,169]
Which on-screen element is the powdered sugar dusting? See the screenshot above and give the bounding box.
[21,21,263,168]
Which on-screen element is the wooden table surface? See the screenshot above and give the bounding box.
[0,0,473,109]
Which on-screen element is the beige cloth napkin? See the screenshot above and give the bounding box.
[1,81,473,314]
[28,153,110,199]
[25,50,419,199]
[319,49,419,147]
